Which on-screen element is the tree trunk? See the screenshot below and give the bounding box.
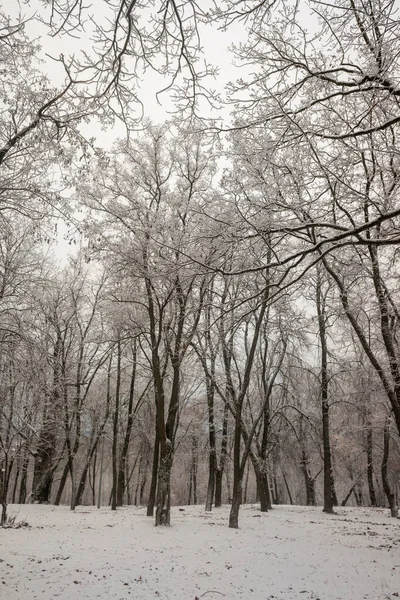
[19,469,28,505]
[272,476,279,505]
[18,448,30,504]
[205,451,216,511]
[97,435,105,509]
[90,450,97,506]
[316,275,335,514]
[154,354,181,525]
[214,468,223,508]
[299,415,316,506]
[117,342,138,507]
[75,461,91,507]
[69,470,77,511]
[32,423,57,503]
[228,476,242,528]
[11,464,19,504]
[205,380,217,511]
[155,440,173,526]
[366,419,377,507]
[111,342,122,511]
[0,455,9,525]
[281,468,294,505]
[191,435,198,505]
[32,335,62,504]
[301,447,316,506]
[215,398,229,508]
[139,463,147,505]
[243,459,250,504]
[125,460,131,505]
[147,428,159,516]
[188,469,192,506]
[54,460,69,505]
[381,418,398,517]
[250,452,271,512]
[229,394,243,528]
[354,486,364,506]
[228,286,269,528]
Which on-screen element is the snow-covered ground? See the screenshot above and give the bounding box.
[1,503,399,600]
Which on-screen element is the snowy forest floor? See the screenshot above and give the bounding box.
[1,504,399,600]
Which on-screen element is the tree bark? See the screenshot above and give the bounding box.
[299,415,316,506]
[250,451,271,512]
[316,275,335,514]
[53,457,67,505]
[205,380,217,511]
[381,417,398,517]
[0,454,9,525]
[366,419,377,507]
[155,439,173,526]
[117,341,138,506]
[147,428,159,516]
[32,336,61,504]
[214,401,228,508]
[228,476,242,528]
[281,468,294,505]
[111,342,122,511]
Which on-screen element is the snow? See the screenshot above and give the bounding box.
[1,504,399,600]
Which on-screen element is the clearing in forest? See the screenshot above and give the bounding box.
[1,504,399,600]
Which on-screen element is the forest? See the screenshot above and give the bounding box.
[1,0,400,534]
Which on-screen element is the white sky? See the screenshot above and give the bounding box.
[6,0,243,137]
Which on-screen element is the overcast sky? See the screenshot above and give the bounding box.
[5,0,244,143]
